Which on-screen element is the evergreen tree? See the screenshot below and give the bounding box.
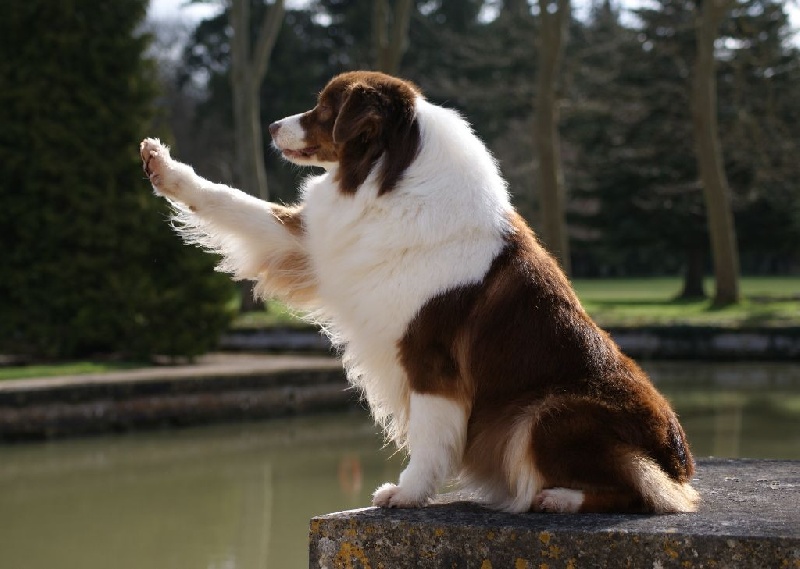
[717,0,800,272]
[0,1,235,359]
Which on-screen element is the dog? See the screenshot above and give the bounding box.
[140,71,698,514]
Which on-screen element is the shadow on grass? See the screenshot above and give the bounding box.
[586,295,799,328]
[587,298,708,308]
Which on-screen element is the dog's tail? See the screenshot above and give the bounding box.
[628,453,700,513]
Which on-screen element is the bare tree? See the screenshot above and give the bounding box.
[373,0,414,74]
[534,0,571,275]
[692,0,740,305]
[230,0,285,311]
[230,0,285,201]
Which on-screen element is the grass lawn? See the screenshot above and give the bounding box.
[0,361,146,382]
[233,299,309,328]
[233,276,800,329]
[574,276,800,327]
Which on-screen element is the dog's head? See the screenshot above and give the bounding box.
[269,71,421,195]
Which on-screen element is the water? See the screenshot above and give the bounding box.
[0,362,797,569]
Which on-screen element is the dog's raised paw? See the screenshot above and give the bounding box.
[372,483,428,509]
[139,138,173,193]
[533,488,585,513]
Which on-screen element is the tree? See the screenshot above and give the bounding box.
[535,0,572,275]
[563,0,716,285]
[692,0,740,305]
[230,0,285,311]
[0,0,235,359]
[180,3,367,204]
[563,0,798,282]
[715,0,800,273]
[230,0,285,201]
[373,0,414,74]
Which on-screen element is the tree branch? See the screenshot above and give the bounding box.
[252,0,286,84]
[230,0,250,89]
[374,0,389,70]
[388,0,414,74]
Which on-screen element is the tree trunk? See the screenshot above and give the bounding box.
[230,0,285,311]
[504,0,532,19]
[692,0,740,306]
[373,0,414,74]
[534,0,571,276]
[677,247,707,300]
[230,0,285,201]
[239,281,262,312]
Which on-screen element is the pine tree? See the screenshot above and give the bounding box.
[0,1,235,359]
[716,0,800,272]
[568,0,799,281]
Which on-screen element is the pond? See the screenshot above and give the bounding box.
[0,362,797,569]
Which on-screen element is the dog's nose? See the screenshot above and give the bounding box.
[268,122,281,137]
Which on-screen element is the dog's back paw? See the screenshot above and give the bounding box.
[533,488,585,513]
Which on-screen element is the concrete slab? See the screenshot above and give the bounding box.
[309,458,799,569]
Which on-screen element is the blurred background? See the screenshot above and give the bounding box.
[0,1,798,568]
[1,0,799,362]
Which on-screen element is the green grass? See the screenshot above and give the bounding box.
[0,361,147,382]
[232,276,800,329]
[572,276,800,302]
[574,276,800,327]
[232,300,311,329]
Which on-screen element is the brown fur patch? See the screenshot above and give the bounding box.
[270,204,305,237]
[397,210,696,513]
[576,487,646,513]
[256,250,317,307]
[252,206,316,305]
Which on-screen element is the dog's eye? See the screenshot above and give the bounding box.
[317,104,333,121]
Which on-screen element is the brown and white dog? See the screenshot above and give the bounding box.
[140,71,699,514]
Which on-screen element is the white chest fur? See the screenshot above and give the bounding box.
[299,98,512,445]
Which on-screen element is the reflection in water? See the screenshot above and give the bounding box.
[0,362,797,569]
[647,362,800,460]
[0,411,403,569]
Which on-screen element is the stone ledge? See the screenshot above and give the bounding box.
[309,459,799,569]
[606,326,800,361]
[0,355,354,441]
[220,326,800,360]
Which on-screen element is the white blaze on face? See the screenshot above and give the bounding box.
[271,112,306,152]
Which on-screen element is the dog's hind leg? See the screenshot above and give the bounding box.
[530,398,699,514]
[533,486,645,513]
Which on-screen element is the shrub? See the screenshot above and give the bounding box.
[0,1,235,359]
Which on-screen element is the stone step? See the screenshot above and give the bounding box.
[310,458,799,569]
[0,355,352,441]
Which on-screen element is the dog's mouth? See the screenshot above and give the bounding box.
[283,146,320,160]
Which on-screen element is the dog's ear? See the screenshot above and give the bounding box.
[333,83,383,145]
[333,79,420,196]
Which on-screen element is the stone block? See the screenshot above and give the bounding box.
[309,459,799,569]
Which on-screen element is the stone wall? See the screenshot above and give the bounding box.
[221,326,800,360]
[0,356,353,440]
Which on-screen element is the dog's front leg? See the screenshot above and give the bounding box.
[373,393,467,508]
[139,138,278,232]
[140,138,210,209]
[139,138,314,295]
